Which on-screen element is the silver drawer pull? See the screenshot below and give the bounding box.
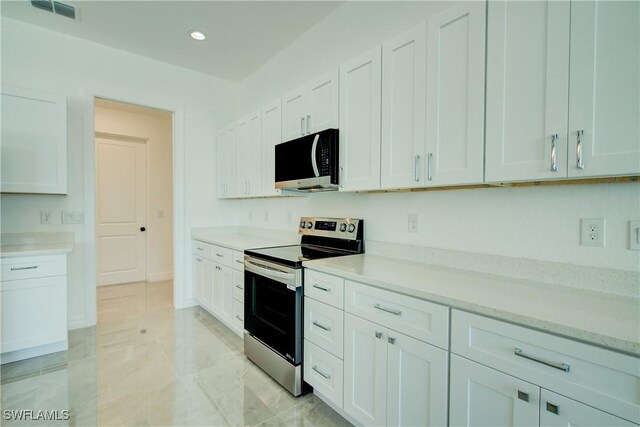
[546,402,559,415]
[517,390,529,402]
[10,266,38,271]
[374,303,402,316]
[235,285,243,290]
[375,331,383,339]
[216,253,224,258]
[235,260,244,264]
[235,315,243,321]
[514,348,570,372]
[196,247,204,251]
[312,365,331,379]
[312,284,330,292]
[312,320,331,332]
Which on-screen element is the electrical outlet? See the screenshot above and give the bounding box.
[408,214,420,233]
[40,210,53,225]
[629,220,640,250]
[581,218,605,247]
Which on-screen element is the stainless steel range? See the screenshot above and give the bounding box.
[243,217,364,396]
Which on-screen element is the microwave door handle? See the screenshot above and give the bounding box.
[311,134,320,177]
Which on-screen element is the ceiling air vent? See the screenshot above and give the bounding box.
[30,0,77,20]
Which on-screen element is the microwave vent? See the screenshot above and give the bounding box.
[30,0,77,20]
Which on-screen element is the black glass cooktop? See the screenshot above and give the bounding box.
[245,244,355,268]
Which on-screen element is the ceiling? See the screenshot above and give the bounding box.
[1,0,345,82]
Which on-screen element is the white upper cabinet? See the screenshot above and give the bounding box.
[216,129,228,198]
[380,24,427,189]
[567,0,640,178]
[339,47,382,192]
[261,98,282,197]
[426,2,486,186]
[485,1,571,182]
[236,111,262,197]
[282,70,339,142]
[217,122,238,198]
[1,87,68,194]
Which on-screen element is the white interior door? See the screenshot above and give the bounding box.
[97,136,147,286]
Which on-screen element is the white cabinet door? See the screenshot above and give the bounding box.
[339,46,382,191]
[540,389,636,427]
[216,129,228,198]
[568,0,640,178]
[386,331,448,427]
[236,111,262,197]
[485,1,570,182]
[201,258,214,311]
[193,256,204,304]
[211,263,232,324]
[307,70,339,134]
[1,88,67,194]
[261,98,282,197]
[380,23,426,189]
[426,2,486,186]
[449,354,540,427]
[282,86,307,142]
[343,313,387,426]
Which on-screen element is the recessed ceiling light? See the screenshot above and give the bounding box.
[189,30,206,41]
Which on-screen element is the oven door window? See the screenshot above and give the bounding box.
[244,270,302,364]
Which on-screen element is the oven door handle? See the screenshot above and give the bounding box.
[245,259,299,286]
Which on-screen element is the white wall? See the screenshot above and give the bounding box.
[95,102,174,282]
[1,17,238,328]
[235,1,640,273]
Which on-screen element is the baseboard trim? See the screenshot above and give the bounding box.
[148,272,173,282]
[1,340,68,364]
[68,319,88,330]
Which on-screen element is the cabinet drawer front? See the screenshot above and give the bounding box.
[192,240,212,258]
[232,270,244,303]
[304,269,344,309]
[304,297,344,359]
[304,339,344,409]
[1,255,66,281]
[210,245,232,267]
[345,280,449,349]
[232,299,244,335]
[451,310,640,424]
[232,250,245,271]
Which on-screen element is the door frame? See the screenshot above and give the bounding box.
[95,132,150,286]
[83,89,186,328]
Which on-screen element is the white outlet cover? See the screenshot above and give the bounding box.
[630,220,640,250]
[408,214,419,233]
[581,218,605,247]
[40,210,53,224]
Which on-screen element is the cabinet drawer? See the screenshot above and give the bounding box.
[304,297,344,359]
[345,280,449,349]
[232,299,244,334]
[232,250,245,271]
[192,240,212,258]
[1,255,66,281]
[451,310,640,424]
[232,270,244,303]
[210,245,232,267]
[304,339,343,409]
[304,269,344,309]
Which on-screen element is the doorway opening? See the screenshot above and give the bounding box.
[93,98,174,321]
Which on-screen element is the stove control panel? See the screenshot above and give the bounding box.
[298,217,362,240]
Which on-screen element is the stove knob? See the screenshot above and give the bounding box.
[339,223,347,232]
[299,221,306,229]
[306,221,313,229]
[348,223,356,233]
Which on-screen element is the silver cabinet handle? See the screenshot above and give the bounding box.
[517,390,529,402]
[216,253,224,258]
[235,260,244,264]
[196,258,202,263]
[427,153,433,181]
[388,336,396,345]
[196,247,204,251]
[374,303,402,316]
[339,166,344,188]
[247,180,250,195]
[414,154,420,182]
[312,365,331,379]
[312,283,330,292]
[514,348,570,372]
[576,129,584,169]
[312,320,331,332]
[235,284,243,290]
[307,114,311,134]
[375,331,383,339]
[301,117,305,136]
[546,402,559,415]
[551,134,559,172]
[10,265,38,271]
[235,315,243,321]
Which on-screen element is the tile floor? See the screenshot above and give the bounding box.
[1,281,350,426]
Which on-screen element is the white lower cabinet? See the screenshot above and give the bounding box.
[540,389,636,427]
[304,340,344,408]
[343,313,448,427]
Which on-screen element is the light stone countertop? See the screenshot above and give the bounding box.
[1,232,74,257]
[303,254,640,356]
[191,228,296,251]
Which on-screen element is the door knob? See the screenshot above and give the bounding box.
[140,227,146,232]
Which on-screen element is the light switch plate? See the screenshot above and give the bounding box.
[630,220,640,250]
[40,210,52,225]
[62,211,84,224]
[408,214,420,233]
[581,218,605,247]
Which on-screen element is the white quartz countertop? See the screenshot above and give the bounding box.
[1,232,74,257]
[303,254,640,356]
[191,229,295,251]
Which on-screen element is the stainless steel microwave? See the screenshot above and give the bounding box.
[275,128,339,191]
